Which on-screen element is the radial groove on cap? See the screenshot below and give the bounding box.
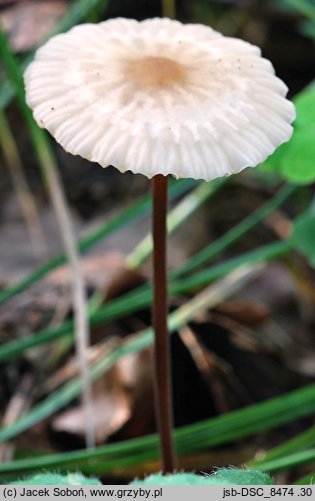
[24,17,295,181]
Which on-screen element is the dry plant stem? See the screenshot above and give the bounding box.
[0,373,33,462]
[152,174,177,473]
[0,112,46,259]
[43,158,95,449]
[0,26,93,448]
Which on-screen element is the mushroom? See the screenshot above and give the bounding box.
[24,17,295,473]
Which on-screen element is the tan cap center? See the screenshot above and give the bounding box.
[126,56,187,88]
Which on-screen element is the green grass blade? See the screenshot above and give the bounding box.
[171,240,290,293]
[294,472,315,484]
[251,426,315,467]
[0,27,62,188]
[0,78,18,115]
[0,111,46,258]
[0,240,290,362]
[284,0,315,21]
[255,449,315,474]
[0,265,255,443]
[50,0,109,36]
[0,178,194,307]
[126,177,226,269]
[172,184,296,279]
[1,383,315,477]
[0,28,38,138]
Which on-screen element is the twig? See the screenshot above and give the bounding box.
[42,157,95,448]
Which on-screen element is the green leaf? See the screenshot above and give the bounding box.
[280,128,315,184]
[260,84,315,184]
[10,473,100,485]
[261,141,289,173]
[294,84,315,129]
[131,469,272,485]
[291,211,315,266]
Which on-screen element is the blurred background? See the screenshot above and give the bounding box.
[0,0,315,485]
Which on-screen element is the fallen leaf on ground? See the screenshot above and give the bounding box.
[48,251,142,294]
[52,363,132,444]
[51,350,151,443]
[0,0,68,52]
[214,299,269,327]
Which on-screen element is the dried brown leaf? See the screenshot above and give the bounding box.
[51,350,149,443]
[214,299,269,327]
[0,1,68,52]
[49,251,142,296]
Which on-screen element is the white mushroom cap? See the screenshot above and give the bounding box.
[24,18,295,181]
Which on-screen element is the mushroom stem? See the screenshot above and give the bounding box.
[152,174,177,473]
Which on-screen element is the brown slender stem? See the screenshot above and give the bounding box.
[152,174,177,473]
